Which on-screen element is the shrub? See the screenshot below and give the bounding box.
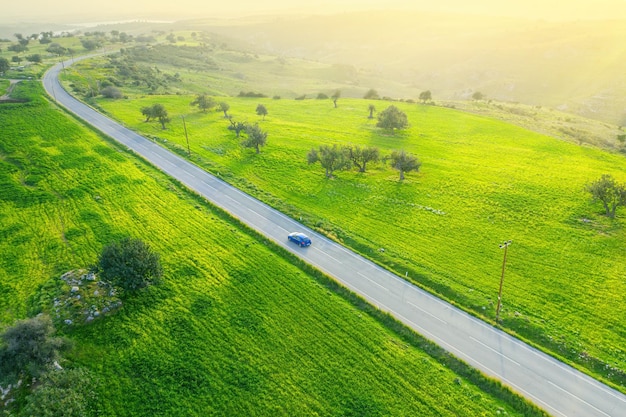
[101,86,123,99]
[0,315,71,381]
[97,237,163,294]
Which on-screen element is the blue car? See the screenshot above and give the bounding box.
[288,232,312,247]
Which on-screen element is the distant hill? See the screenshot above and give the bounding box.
[184,11,626,125]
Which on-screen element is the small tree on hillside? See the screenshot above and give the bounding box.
[80,38,102,51]
[152,104,170,129]
[256,103,268,120]
[219,101,230,118]
[472,91,485,101]
[46,43,67,56]
[191,93,216,113]
[344,145,380,172]
[368,104,376,119]
[363,89,379,100]
[242,123,267,153]
[389,150,421,181]
[141,105,156,122]
[377,105,408,131]
[228,118,248,138]
[0,57,8,74]
[331,89,341,108]
[26,54,42,63]
[98,237,163,293]
[419,90,432,103]
[307,145,350,178]
[586,174,626,218]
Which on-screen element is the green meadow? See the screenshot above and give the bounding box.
[75,52,626,390]
[0,82,545,415]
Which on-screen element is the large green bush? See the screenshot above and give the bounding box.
[97,237,163,294]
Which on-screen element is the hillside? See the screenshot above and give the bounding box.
[183,11,626,125]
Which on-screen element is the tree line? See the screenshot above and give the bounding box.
[307,145,420,180]
[139,92,422,179]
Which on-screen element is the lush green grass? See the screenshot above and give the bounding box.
[0,82,544,415]
[88,85,626,388]
[0,79,9,95]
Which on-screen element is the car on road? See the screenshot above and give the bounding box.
[288,232,312,247]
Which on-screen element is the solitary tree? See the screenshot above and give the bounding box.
[242,123,267,153]
[307,144,350,178]
[0,57,9,74]
[586,174,626,218]
[363,89,379,99]
[389,150,421,181]
[331,89,341,108]
[0,315,71,381]
[368,104,376,119]
[219,101,230,118]
[8,44,28,53]
[256,103,268,120]
[26,54,42,63]
[98,237,163,293]
[191,93,216,113]
[344,145,380,172]
[46,43,67,56]
[228,118,248,138]
[472,91,485,101]
[377,105,408,131]
[419,90,432,103]
[141,105,156,122]
[80,38,102,51]
[143,103,170,129]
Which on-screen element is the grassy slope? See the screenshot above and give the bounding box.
[0,82,538,416]
[91,89,626,387]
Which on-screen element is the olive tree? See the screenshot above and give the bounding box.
[367,104,376,119]
[377,105,408,131]
[307,144,350,178]
[228,118,248,138]
[0,315,71,381]
[331,89,341,108]
[419,90,432,103]
[191,93,216,113]
[344,145,380,172]
[363,89,379,99]
[219,101,230,118]
[587,174,626,218]
[256,103,268,120]
[389,150,421,181]
[0,57,9,74]
[97,237,163,293]
[242,123,267,153]
[140,103,169,128]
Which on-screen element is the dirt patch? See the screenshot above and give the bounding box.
[0,79,27,103]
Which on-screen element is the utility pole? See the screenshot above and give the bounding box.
[181,115,190,156]
[496,240,512,324]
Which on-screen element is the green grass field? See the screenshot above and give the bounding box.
[0,81,546,415]
[81,67,626,390]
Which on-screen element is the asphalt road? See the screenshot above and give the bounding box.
[43,59,626,417]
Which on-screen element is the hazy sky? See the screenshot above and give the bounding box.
[2,0,625,23]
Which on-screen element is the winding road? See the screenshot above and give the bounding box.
[43,58,626,417]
